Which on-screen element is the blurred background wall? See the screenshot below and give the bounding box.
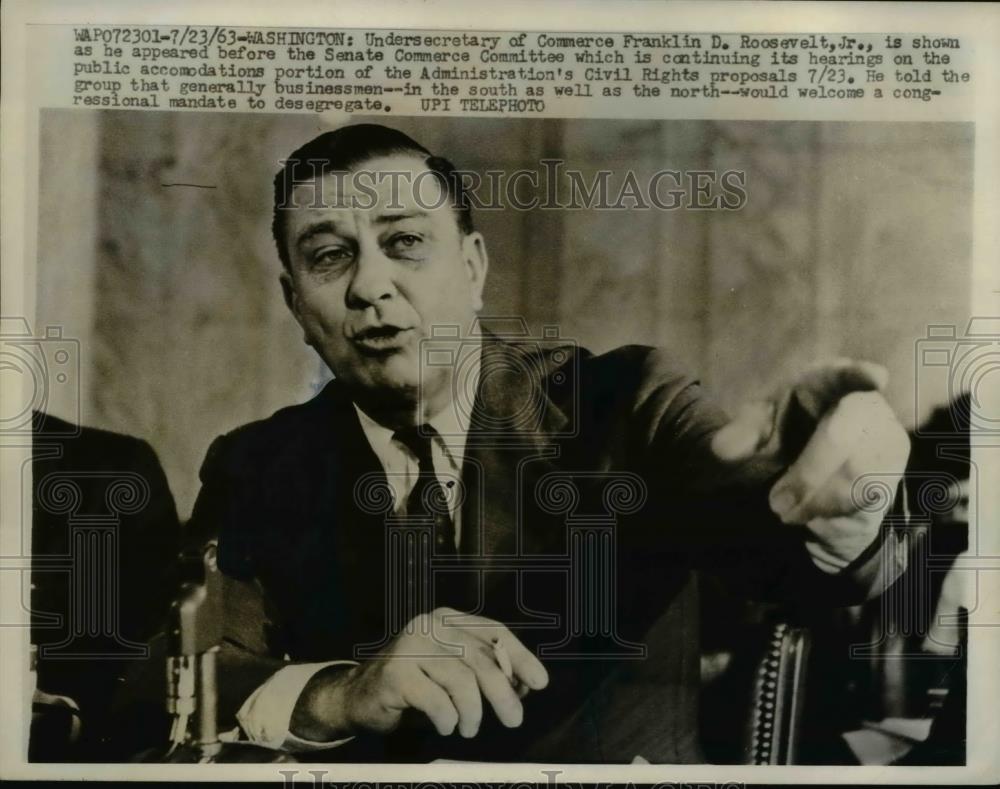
[35,111,973,519]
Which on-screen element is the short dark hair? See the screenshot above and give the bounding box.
[271,124,474,269]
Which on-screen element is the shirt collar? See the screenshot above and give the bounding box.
[352,340,481,466]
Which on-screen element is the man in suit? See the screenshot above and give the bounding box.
[30,411,179,760]
[187,124,911,762]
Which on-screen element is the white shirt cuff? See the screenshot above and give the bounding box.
[805,481,908,575]
[236,660,358,752]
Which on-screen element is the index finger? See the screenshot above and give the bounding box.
[769,390,884,522]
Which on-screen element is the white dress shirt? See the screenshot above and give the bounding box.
[236,346,480,751]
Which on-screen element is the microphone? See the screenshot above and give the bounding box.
[138,541,294,763]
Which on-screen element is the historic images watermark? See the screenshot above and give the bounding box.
[277,768,746,787]
[1,318,154,659]
[0,317,80,438]
[275,160,749,214]
[846,319,999,659]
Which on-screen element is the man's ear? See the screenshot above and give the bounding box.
[279,270,310,344]
[461,231,489,312]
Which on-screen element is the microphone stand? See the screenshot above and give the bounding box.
[143,541,295,763]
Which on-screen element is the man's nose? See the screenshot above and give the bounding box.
[345,242,396,309]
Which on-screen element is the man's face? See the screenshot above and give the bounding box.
[280,153,488,413]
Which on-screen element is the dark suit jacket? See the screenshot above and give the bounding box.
[187,338,903,763]
[31,412,180,760]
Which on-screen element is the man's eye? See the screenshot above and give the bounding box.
[387,233,424,253]
[312,247,352,268]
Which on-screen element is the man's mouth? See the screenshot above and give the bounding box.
[350,325,413,355]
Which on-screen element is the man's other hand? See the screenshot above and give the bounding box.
[290,608,548,742]
[710,359,911,569]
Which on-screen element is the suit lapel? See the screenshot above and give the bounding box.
[457,338,570,624]
[291,383,395,656]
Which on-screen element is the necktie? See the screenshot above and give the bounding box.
[393,424,457,556]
